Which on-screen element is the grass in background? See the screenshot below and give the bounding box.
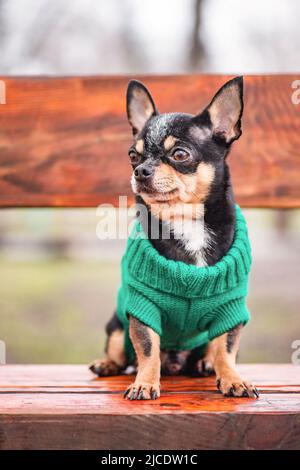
[1,255,299,364]
[0,258,119,363]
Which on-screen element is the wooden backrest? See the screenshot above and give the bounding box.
[0,75,299,208]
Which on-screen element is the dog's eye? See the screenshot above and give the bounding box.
[128,150,140,165]
[170,148,190,162]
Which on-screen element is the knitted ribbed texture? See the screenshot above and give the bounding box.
[116,205,252,361]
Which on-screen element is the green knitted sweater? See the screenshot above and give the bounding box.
[116,205,251,362]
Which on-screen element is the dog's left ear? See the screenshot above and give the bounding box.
[126,80,157,137]
[204,76,244,144]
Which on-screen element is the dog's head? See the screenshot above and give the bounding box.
[126,77,243,207]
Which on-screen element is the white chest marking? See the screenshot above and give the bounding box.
[170,218,215,267]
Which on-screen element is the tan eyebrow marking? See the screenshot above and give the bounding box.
[135,139,144,154]
[164,135,178,151]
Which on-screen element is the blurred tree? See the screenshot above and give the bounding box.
[0,0,5,38]
[275,210,290,236]
[119,0,146,72]
[188,0,206,71]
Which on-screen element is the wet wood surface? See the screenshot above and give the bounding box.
[0,364,299,449]
[0,75,300,208]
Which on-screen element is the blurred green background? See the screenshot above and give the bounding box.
[1,0,300,364]
[1,208,300,363]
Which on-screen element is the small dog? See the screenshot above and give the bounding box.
[90,77,259,400]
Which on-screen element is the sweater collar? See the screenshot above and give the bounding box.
[124,205,251,299]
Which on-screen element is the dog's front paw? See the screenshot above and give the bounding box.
[216,376,259,398]
[124,382,160,400]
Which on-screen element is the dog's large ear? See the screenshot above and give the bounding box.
[204,76,244,144]
[126,80,157,136]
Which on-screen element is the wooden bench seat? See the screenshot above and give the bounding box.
[0,364,300,449]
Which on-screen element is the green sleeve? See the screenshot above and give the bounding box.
[126,285,162,336]
[208,297,250,342]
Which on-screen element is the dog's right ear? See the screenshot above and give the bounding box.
[206,76,244,144]
[193,77,244,145]
[126,80,157,137]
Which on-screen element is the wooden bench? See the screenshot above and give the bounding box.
[0,364,299,450]
[0,75,300,450]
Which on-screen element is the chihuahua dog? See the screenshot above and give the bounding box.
[90,77,259,400]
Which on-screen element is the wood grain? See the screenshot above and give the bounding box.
[0,75,299,208]
[0,364,299,449]
[0,364,299,392]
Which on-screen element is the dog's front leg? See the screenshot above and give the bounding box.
[124,315,161,400]
[213,325,259,398]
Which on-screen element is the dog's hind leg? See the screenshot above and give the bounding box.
[89,313,127,376]
[187,342,217,377]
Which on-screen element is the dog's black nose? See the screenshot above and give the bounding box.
[134,164,154,181]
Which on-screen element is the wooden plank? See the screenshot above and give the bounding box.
[0,75,299,208]
[0,364,300,393]
[1,410,300,450]
[1,394,300,450]
[0,365,300,449]
[1,390,300,415]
